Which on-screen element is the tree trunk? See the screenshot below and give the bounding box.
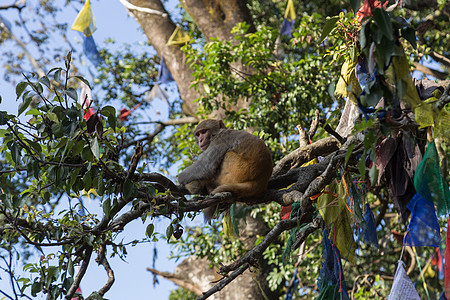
[149,216,281,299]
[122,0,254,117]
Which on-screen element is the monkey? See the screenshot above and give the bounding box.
[178,120,273,210]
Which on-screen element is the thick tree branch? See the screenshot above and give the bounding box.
[413,62,448,80]
[272,136,340,176]
[436,83,450,110]
[196,263,250,300]
[147,268,203,296]
[428,50,450,69]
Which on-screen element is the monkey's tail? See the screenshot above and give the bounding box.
[203,205,217,222]
[203,203,232,222]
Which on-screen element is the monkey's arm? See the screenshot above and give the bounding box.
[178,144,228,184]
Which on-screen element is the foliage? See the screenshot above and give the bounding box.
[169,287,197,300]
[185,15,338,160]
[0,0,449,299]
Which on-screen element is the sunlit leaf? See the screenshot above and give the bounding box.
[319,16,339,43]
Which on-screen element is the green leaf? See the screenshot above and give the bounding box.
[52,123,63,138]
[360,22,368,49]
[18,94,33,116]
[122,179,137,200]
[46,266,58,285]
[65,87,78,101]
[16,82,28,99]
[90,136,100,160]
[47,112,59,123]
[31,282,43,297]
[97,173,105,196]
[166,224,174,241]
[0,111,9,125]
[71,75,91,89]
[345,144,356,166]
[146,223,154,238]
[72,140,85,156]
[368,164,378,186]
[32,82,43,94]
[39,76,51,89]
[102,199,111,218]
[372,8,393,40]
[319,16,339,43]
[101,106,116,117]
[358,153,366,181]
[350,0,362,14]
[54,69,62,82]
[81,146,93,162]
[25,108,42,116]
[10,143,21,164]
[401,27,417,49]
[108,115,117,131]
[67,259,75,276]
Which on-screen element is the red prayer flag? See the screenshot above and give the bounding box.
[83,107,95,121]
[445,218,450,298]
[281,205,292,220]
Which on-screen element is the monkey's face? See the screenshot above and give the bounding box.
[195,128,210,151]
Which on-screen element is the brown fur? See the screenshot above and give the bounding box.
[179,119,273,200]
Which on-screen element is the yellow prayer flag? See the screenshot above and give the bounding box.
[415,103,435,128]
[386,48,421,109]
[72,0,96,37]
[435,109,450,140]
[317,181,356,263]
[334,59,362,104]
[166,26,191,46]
[284,0,296,21]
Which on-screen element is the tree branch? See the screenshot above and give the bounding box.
[196,264,250,300]
[95,245,115,297]
[272,136,340,176]
[413,62,448,80]
[65,246,93,300]
[147,268,203,296]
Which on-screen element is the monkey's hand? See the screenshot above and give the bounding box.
[176,184,190,195]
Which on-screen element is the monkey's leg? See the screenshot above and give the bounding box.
[185,180,208,195]
[211,181,265,198]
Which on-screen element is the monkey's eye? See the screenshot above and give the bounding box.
[196,129,208,137]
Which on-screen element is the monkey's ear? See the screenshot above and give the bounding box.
[218,120,226,129]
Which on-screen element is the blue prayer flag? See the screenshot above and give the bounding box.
[360,203,379,248]
[280,18,295,38]
[81,33,102,66]
[404,193,441,247]
[157,55,174,84]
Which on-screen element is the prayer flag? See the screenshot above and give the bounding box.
[72,0,96,37]
[445,218,450,298]
[284,0,296,21]
[82,34,102,66]
[404,193,440,247]
[414,141,450,217]
[166,26,190,46]
[280,18,295,37]
[387,261,420,299]
[144,84,169,103]
[157,55,174,84]
[360,203,379,248]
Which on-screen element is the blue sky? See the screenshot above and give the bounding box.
[0,0,187,299]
